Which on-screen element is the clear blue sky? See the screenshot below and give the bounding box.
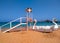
[0,0,60,22]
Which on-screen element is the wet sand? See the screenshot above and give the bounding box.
[0,28,60,43]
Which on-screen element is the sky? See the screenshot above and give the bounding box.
[0,0,60,22]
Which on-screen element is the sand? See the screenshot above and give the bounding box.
[0,29,60,43]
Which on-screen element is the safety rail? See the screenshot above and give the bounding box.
[0,17,27,33]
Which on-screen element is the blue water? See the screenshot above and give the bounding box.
[0,22,60,28]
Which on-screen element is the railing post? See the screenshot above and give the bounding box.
[10,22,12,29]
[20,18,22,24]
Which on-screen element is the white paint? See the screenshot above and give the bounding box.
[33,19,59,30]
[33,26,51,30]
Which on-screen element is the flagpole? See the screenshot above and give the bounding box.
[26,8,32,31]
[27,12,28,31]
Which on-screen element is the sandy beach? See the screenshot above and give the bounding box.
[0,28,60,43]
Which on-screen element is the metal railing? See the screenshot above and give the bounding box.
[0,17,27,33]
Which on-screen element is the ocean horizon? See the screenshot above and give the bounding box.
[0,22,60,28]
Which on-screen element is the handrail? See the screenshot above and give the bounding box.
[0,17,27,33]
[3,23,27,33]
[11,18,20,22]
[1,17,26,28]
[1,18,20,27]
[1,23,10,27]
[3,24,21,33]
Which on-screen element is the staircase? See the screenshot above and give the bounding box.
[0,17,27,33]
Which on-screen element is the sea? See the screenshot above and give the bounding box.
[0,22,60,32]
[0,22,60,28]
